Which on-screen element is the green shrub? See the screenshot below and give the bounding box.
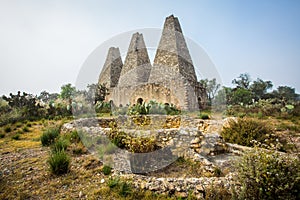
[127,136,158,153]
[107,177,120,188]
[4,126,11,133]
[106,177,131,198]
[127,101,181,116]
[26,122,32,127]
[41,127,60,146]
[51,138,69,153]
[15,122,22,128]
[12,133,21,140]
[235,148,300,199]
[119,182,131,197]
[199,113,210,120]
[22,126,30,132]
[0,133,5,138]
[109,130,126,149]
[102,165,112,175]
[221,118,276,148]
[95,101,111,113]
[48,150,70,175]
[70,130,81,143]
[108,130,158,153]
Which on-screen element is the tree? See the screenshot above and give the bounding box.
[272,86,299,103]
[199,78,220,105]
[60,84,76,100]
[2,91,43,118]
[86,83,109,104]
[232,73,251,89]
[214,86,232,105]
[231,88,253,105]
[38,91,50,101]
[250,78,273,100]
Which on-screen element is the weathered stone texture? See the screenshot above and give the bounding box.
[149,15,198,110]
[98,15,204,111]
[119,33,151,86]
[148,64,198,110]
[98,47,123,88]
[152,15,197,84]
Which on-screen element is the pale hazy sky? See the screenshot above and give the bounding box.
[1,0,300,95]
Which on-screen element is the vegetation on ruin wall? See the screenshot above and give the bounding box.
[107,121,159,153]
[126,100,181,116]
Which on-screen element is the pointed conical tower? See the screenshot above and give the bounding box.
[152,14,197,84]
[98,47,123,88]
[148,15,199,111]
[119,32,152,85]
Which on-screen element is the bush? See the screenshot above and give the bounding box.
[107,177,120,188]
[108,129,158,153]
[41,127,60,146]
[12,133,21,140]
[26,122,32,127]
[109,130,126,149]
[22,126,30,132]
[119,182,131,197]
[221,118,276,148]
[48,150,70,175]
[235,148,300,199]
[127,136,158,153]
[199,113,210,120]
[127,101,181,116]
[102,165,112,175]
[106,177,132,197]
[4,126,11,133]
[15,122,22,128]
[70,130,81,143]
[51,138,69,153]
[95,101,111,113]
[0,133,5,138]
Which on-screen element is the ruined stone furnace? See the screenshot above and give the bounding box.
[98,15,206,111]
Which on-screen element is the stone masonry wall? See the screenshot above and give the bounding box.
[153,15,197,84]
[98,47,123,88]
[61,117,236,199]
[119,32,151,84]
[98,15,204,111]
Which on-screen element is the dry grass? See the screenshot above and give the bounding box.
[0,119,176,199]
[1,117,299,199]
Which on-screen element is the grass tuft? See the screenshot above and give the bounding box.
[4,126,12,133]
[48,150,70,175]
[51,137,69,153]
[102,165,112,175]
[12,133,21,140]
[22,126,30,132]
[41,127,60,146]
[0,132,5,138]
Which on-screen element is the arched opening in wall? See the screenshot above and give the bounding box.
[164,103,170,107]
[109,100,115,108]
[137,98,143,105]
